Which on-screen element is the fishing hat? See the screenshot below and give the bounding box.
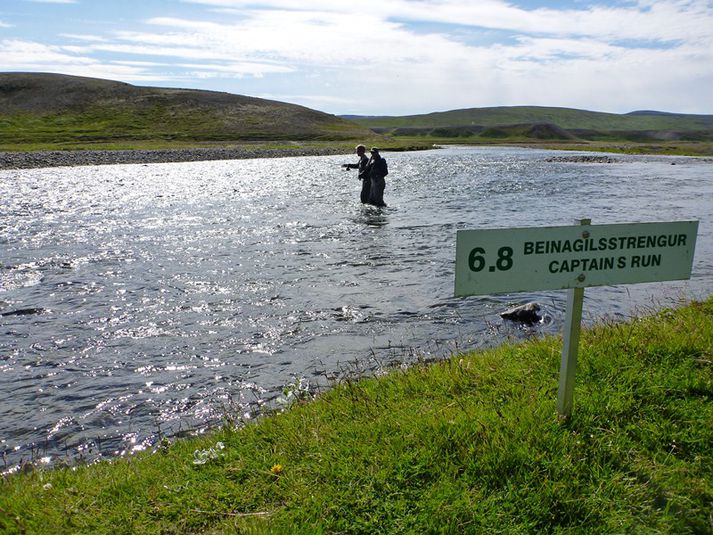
[370,147,380,153]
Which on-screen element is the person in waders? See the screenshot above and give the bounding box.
[341,144,370,203]
[366,147,388,207]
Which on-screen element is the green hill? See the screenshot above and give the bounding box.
[0,72,372,147]
[3,73,711,154]
[345,106,713,147]
[346,105,713,131]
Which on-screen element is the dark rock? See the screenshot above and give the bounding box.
[1,307,45,317]
[500,302,542,324]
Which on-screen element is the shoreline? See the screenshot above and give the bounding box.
[3,142,712,170]
[1,297,710,532]
[0,146,350,170]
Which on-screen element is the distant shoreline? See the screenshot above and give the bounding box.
[2,142,711,170]
[0,146,350,170]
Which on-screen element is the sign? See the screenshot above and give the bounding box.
[454,219,699,419]
[455,220,699,297]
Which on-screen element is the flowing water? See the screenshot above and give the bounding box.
[1,146,712,470]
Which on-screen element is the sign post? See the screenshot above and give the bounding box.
[455,219,698,418]
[557,219,589,418]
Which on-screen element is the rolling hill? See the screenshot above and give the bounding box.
[344,106,713,143]
[0,72,372,146]
[3,73,711,154]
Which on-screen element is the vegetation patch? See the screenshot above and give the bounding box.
[1,297,711,533]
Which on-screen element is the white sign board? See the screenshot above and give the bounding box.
[455,220,698,296]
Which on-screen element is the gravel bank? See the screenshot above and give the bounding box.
[544,155,617,163]
[0,146,348,170]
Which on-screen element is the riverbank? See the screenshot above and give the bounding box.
[1,297,711,533]
[510,140,713,157]
[0,140,439,170]
[3,139,712,170]
[0,145,350,170]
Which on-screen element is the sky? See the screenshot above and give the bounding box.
[1,0,712,116]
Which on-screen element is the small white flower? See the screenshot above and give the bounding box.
[193,443,225,465]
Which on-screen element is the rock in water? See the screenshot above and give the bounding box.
[0,307,45,317]
[500,302,541,324]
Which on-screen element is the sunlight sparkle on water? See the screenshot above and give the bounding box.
[1,148,711,468]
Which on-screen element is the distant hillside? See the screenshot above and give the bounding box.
[345,106,713,142]
[0,72,371,146]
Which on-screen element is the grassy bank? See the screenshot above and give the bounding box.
[3,136,711,158]
[508,140,713,157]
[0,139,362,153]
[0,139,431,154]
[1,298,711,533]
[390,136,713,157]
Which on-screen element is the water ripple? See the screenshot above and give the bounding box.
[1,147,712,469]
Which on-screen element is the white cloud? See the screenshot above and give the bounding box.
[3,0,713,114]
[176,62,294,75]
[165,1,713,113]
[60,33,109,42]
[180,0,713,42]
[1,39,92,67]
[88,42,235,60]
[0,39,176,82]
[141,12,471,65]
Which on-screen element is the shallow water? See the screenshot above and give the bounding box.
[1,146,712,469]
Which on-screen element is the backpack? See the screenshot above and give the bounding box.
[379,158,388,177]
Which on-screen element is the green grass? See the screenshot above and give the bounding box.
[0,139,348,153]
[382,135,713,157]
[520,140,713,157]
[0,107,369,147]
[1,298,711,534]
[0,138,428,153]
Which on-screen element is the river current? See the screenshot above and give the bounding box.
[1,146,711,470]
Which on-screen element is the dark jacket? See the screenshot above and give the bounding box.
[369,157,388,180]
[345,154,369,179]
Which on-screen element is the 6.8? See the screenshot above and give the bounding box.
[468,246,514,272]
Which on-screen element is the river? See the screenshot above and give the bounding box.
[1,146,711,471]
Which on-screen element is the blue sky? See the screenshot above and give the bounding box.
[1,0,712,115]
